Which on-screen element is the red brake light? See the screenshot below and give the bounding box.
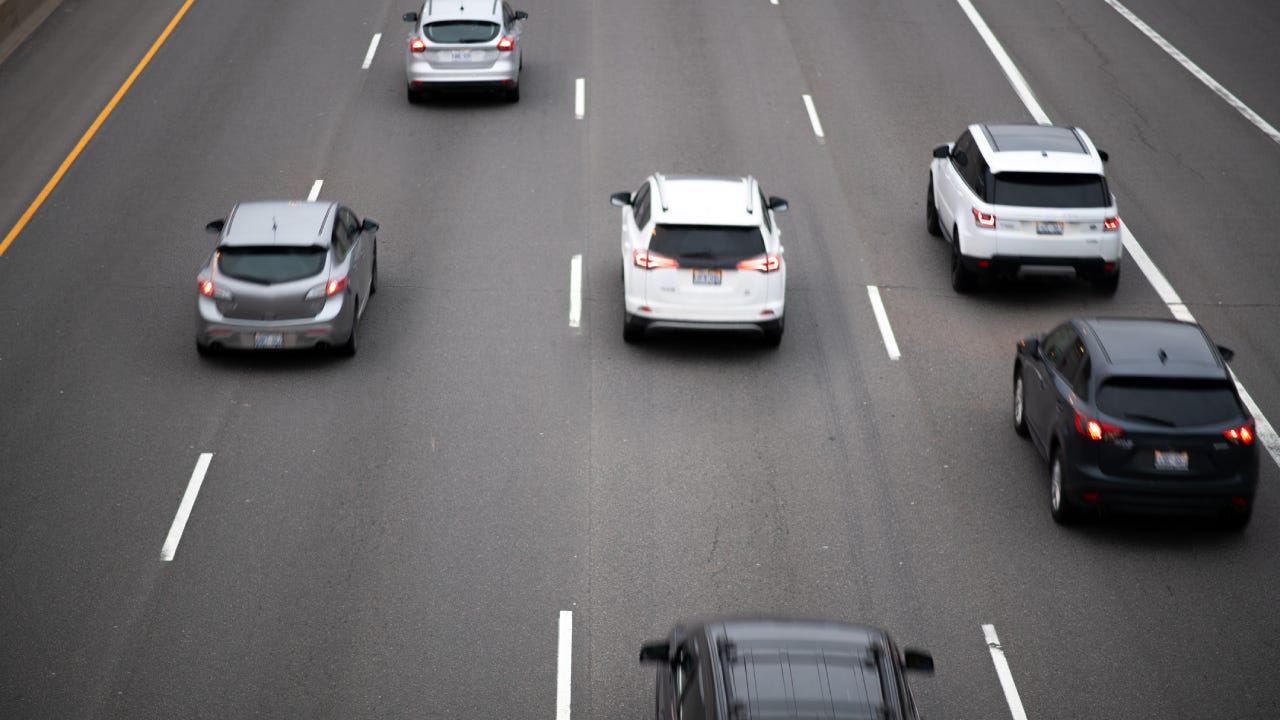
[410,37,427,53]
[972,207,996,228]
[1225,420,1255,445]
[199,279,215,297]
[1103,216,1120,230]
[497,36,514,51]
[633,250,678,270]
[1074,410,1123,441]
[326,276,348,296]
[737,254,782,273]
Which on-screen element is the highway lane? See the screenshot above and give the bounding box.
[1,0,1278,719]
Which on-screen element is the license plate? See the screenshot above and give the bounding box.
[691,269,722,286]
[1036,222,1064,235]
[1154,450,1189,471]
[449,50,473,61]
[254,333,284,349]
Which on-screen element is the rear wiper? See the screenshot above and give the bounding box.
[677,252,716,259]
[1121,413,1177,427]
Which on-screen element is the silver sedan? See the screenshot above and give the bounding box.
[195,201,378,357]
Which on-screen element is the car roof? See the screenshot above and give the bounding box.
[219,201,334,248]
[702,619,895,720]
[421,0,503,22]
[652,174,762,226]
[1081,318,1230,380]
[972,123,1105,175]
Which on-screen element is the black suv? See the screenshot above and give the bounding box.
[1012,317,1259,527]
[639,618,933,719]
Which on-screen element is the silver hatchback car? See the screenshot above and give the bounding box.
[403,1,527,103]
[195,201,378,357]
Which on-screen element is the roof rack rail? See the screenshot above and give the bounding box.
[745,175,756,214]
[653,173,670,212]
[492,0,499,13]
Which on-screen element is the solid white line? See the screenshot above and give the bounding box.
[161,453,213,562]
[801,94,825,140]
[866,285,901,360]
[957,0,1280,467]
[556,610,573,720]
[983,625,1029,720]
[574,78,585,119]
[954,0,1051,125]
[568,254,583,328]
[361,33,382,70]
[1104,0,1280,146]
[307,180,323,202]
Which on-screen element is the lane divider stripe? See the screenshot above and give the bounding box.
[569,254,583,328]
[161,452,212,562]
[983,624,1029,720]
[867,285,901,360]
[575,78,585,119]
[307,180,323,202]
[802,94,825,139]
[0,0,198,259]
[557,610,573,719]
[362,33,382,70]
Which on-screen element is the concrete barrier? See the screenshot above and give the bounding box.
[0,0,61,63]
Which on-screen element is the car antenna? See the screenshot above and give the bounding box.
[1158,348,1168,364]
[273,215,278,243]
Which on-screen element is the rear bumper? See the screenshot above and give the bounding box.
[626,314,783,337]
[958,253,1119,279]
[195,296,353,350]
[406,57,519,89]
[1062,459,1257,517]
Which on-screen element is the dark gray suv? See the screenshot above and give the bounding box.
[1013,317,1259,528]
[640,618,933,719]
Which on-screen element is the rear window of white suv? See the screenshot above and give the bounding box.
[650,225,765,267]
[991,173,1109,208]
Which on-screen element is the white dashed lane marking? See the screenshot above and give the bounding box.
[866,285,901,360]
[161,453,212,561]
[556,610,573,720]
[362,33,382,70]
[575,78,585,119]
[307,179,323,201]
[983,624,1030,720]
[569,254,582,328]
[801,94,825,141]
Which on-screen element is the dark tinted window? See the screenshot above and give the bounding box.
[218,247,326,284]
[650,225,765,267]
[758,190,772,233]
[633,181,651,229]
[1097,379,1243,427]
[425,21,499,43]
[992,173,1109,208]
[952,131,983,195]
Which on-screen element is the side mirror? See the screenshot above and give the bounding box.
[932,144,950,160]
[767,196,789,212]
[1019,336,1040,357]
[903,649,934,673]
[402,11,419,22]
[205,219,225,234]
[1217,345,1235,363]
[362,218,380,233]
[639,641,670,664]
[1098,149,1109,163]
[610,191,632,208]
[514,10,528,20]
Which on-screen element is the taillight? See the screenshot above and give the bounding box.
[737,254,782,273]
[326,276,348,296]
[633,250,678,270]
[198,276,230,299]
[972,207,996,228]
[497,36,514,51]
[1074,410,1123,441]
[410,37,427,53]
[1225,420,1255,445]
[199,279,215,297]
[1103,216,1120,230]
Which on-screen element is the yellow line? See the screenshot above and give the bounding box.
[0,0,197,258]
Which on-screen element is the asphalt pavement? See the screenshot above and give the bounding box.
[1,0,1278,718]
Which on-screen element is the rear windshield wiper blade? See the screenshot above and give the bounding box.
[676,251,717,259]
[1121,413,1177,427]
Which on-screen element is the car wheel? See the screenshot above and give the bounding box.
[1013,372,1029,437]
[1092,267,1120,296]
[1222,508,1252,531]
[926,177,942,237]
[370,254,378,295]
[622,311,643,344]
[950,232,978,293]
[505,84,520,103]
[1049,450,1076,525]
[196,340,217,358]
[338,304,359,357]
[761,318,784,348]
[407,86,420,104]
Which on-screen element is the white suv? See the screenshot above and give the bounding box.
[610,174,789,346]
[927,123,1121,294]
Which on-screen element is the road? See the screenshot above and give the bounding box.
[1,0,1277,717]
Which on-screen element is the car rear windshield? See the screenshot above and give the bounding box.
[1097,378,1242,427]
[218,246,326,284]
[991,173,1109,208]
[649,225,766,267]
[425,21,500,44]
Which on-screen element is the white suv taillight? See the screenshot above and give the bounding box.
[737,254,782,273]
[972,207,996,228]
[1103,216,1120,230]
[633,250,678,270]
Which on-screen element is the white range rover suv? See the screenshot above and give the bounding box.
[927,123,1122,294]
[610,174,789,346]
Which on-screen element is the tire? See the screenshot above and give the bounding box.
[1222,508,1252,531]
[1092,267,1120,296]
[1013,371,1029,437]
[407,86,420,104]
[761,318,784,348]
[1049,450,1076,525]
[950,231,978,293]
[926,177,942,237]
[623,319,643,344]
[338,304,359,357]
[505,84,520,103]
[370,253,378,295]
[196,340,216,358]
